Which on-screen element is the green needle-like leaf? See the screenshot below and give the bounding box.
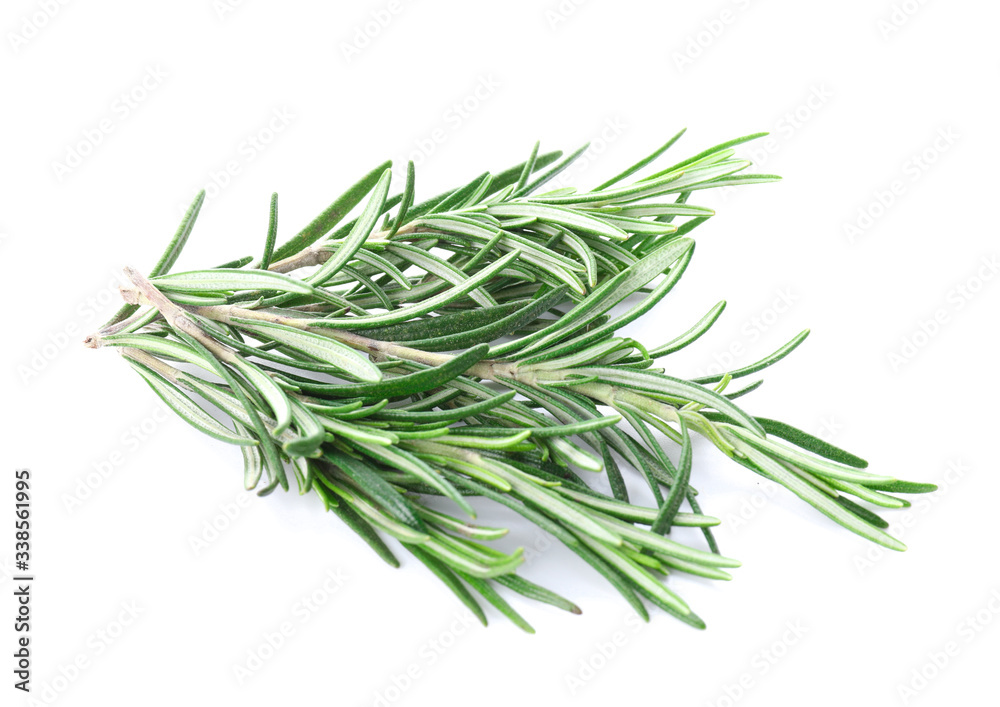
[270,160,391,264]
[232,319,382,382]
[125,358,256,446]
[387,161,415,239]
[321,453,426,531]
[306,250,521,329]
[87,131,935,630]
[458,573,535,633]
[406,544,488,625]
[755,417,869,469]
[152,268,317,296]
[693,330,810,384]
[308,168,392,286]
[260,192,279,271]
[229,357,293,435]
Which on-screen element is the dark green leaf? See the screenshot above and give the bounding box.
[260,192,279,270]
[270,160,391,263]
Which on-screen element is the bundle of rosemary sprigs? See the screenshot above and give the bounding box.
[85,130,935,631]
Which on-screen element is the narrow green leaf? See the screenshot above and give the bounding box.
[576,533,691,616]
[351,248,412,291]
[493,463,623,546]
[725,379,764,400]
[283,398,325,457]
[405,544,487,625]
[270,160,391,263]
[386,243,496,307]
[494,238,693,357]
[494,574,581,614]
[229,357,293,435]
[693,330,810,384]
[520,246,694,365]
[102,190,207,328]
[485,202,627,241]
[756,417,869,469]
[644,132,768,180]
[437,430,532,451]
[322,453,426,531]
[232,319,382,382]
[308,168,392,285]
[214,255,254,269]
[594,128,687,190]
[306,250,521,329]
[512,143,589,198]
[361,301,525,343]
[152,268,316,296]
[312,476,401,567]
[375,390,515,423]
[489,149,563,198]
[650,416,691,535]
[352,441,473,516]
[125,358,256,446]
[458,573,534,633]
[865,480,938,494]
[832,496,891,529]
[445,472,649,621]
[730,437,906,551]
[260,192,278,271]
[102,333,215,371]
[403,287,567,352]
[174,331,288,492]
[724,425,893,484]
[298,344,489,399]
[428,172,491,215]
[578,366,766,436]
[649,301,727,357]
[386,161,414,238]
[233,420,264,488]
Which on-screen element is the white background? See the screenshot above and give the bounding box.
[2,1,998,705]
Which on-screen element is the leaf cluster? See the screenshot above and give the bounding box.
[87,131,933,630]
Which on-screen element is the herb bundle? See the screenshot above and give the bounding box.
[85,131,934,631]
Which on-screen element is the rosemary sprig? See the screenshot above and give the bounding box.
[85,132,933,630]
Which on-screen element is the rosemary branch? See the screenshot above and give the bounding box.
[84,132,934,630]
